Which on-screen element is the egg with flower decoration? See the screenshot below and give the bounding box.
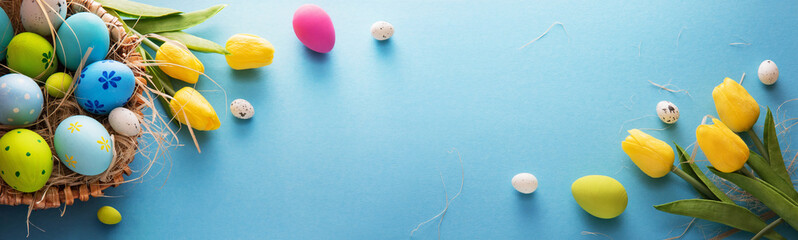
[53,115,113,176]
[74,60,135,115]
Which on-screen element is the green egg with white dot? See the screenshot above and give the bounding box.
[7,32,58,80]
[0,73,44,126]
[45,72,73,98]
[0,129,53,193]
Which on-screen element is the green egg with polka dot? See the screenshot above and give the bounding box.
[7,32,58,80]
[0,129,53,193]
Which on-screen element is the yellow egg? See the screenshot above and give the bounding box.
[571,175,627,219]
[97,206,122,225]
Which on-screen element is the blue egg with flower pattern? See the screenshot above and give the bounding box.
[74,60,135,115]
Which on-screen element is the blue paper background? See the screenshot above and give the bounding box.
[2,0,798,239]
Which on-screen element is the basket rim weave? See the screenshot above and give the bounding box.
[0,0,148,210]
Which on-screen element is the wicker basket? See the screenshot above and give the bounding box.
[0,0,149,210]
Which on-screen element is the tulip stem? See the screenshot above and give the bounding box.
[747,129,769,160]
[671,166,716,200]
[739,167,756,178]
[752,218,783,240]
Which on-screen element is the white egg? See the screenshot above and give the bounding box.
[656,101,679,124]
[512,173,538,194]
[20,0,67,36]
[230,99,254,120]
[758,60,779,85]
[370,21,394,41]
[108,107,140,137]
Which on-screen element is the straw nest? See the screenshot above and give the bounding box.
[0,0,172,210]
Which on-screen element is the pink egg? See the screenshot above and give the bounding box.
[292,4,335,53]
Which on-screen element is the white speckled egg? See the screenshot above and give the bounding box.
[370,21,394,40]
[109,107,140,137]
[54,115,113,176]
[512,173,538,194]
[0,74,43,126]
[230,99,254,120]
[20,0,67,36]
[656,101,679,124]
[758,60,779,85]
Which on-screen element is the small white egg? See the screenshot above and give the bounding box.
[230,99,254,120]
[370,21,394,41]
[512,173,538,194]
[758,60,779,85]
[656,101,679,124]
[108,107,140,137]
[20,0,67,36]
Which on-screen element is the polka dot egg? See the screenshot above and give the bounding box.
[0,129,53,193]
[109,107,140,137]
[656,101,679,124]
[0,73,43,126]
[512,172,538,194]
[370,21,394,40]
[230,99,254,120]
[20,0,67,36]
[758,60,779,85]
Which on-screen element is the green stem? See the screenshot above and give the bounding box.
[748,129,768,161]
[671,166,715,200]
[752,218,783,240]
[740,167,756,178]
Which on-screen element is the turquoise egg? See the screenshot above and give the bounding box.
[55,12,109,71]
[0,74,44,126]
[75,60,135,115]
[0,8,13,60]
[54,115,113,176]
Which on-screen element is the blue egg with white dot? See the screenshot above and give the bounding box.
[0,74,44,125]
[75,60,135,115]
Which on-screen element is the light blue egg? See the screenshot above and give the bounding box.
[55,12,109,71]
[0,74,44,126]
[54,115,113,176]
[75,60,135,115]
[0,8,14,60]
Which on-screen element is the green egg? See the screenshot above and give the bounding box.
[0,129,53,193]
[571,175,628,219]
[45,72,73,98]
[97,206,122,225]
[7,32,58,80]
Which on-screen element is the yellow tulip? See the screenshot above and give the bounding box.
[225,33,275,70]
[169,87,220,131]
[696,118,749,173]
[156,41,205,84]
[621,129,674,178]
[712,78,759,132]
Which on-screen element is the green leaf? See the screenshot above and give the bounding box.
[711,168,798,230]
[126,4,227,34]
[763,108,792,185]
[154,31,229,55]
[654,199,785,240]
[675,144,733,203]
[747,151,798,201]
[96,0,181,18]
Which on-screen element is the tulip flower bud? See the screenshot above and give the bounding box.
[156,41,205,84]
[622,129,675,178]
[712,78,759,132]
[169,87,220,131]
[696,118,749,173]
[225,34,275,70]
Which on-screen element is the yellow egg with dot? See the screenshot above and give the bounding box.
[0,129,52,192]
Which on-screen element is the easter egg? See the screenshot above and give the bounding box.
[370,21,394,41]
[54,115,113,176]
[511,173,538,194]
[108,107,140,137]
[0,74,44,126]
[97,206,122,225]
[7,32,58,79]
[20,0,67,36]
[293,4,335,53]
[45,72,73,98]
[75,60,135,115]
[656,101,679,124]
[0,8,15,60]
[0,129,53,193]
[55,12,110,71]
[571,175,627,219]
[758,60,779,85]
[230,99,254,120]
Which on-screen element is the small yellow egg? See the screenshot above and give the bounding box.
[44,72,72,98]
[571,175,627,219]
[225,34,275,70]
[97,206,122,225]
